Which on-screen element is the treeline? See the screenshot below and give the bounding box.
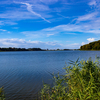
[80,40,100,50]
[0,47,44,51]
[0,47,77,51]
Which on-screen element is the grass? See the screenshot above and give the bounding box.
[40,57,100,100]
[0,87,5,100]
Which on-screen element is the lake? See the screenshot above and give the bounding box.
[0,51,100,100]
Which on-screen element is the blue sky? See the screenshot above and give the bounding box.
[0,0,100,49]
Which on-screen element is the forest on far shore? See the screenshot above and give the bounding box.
[0,47,43,51]
[0,47,74,51]
[80,40,100,50]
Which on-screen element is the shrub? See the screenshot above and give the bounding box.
[40,58,100,100]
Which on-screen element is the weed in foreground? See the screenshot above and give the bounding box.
[0,87,5,100]
[40,58,100,100]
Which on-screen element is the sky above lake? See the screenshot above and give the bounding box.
[0,0,100,49]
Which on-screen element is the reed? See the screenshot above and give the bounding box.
[0,87,5,100]
[40,57,100,100]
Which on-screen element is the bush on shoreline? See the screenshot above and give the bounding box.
[40,58,100,100]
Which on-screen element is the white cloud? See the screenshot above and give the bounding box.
[24,24,82,37]
[0,20,17,25]
[47,33,54,37]
[87,38,95,42]
[65,43,80,49]
[30,3,50,11]
[0,38,62,49]
[0,29,11,34]
[0,38,82,49]
[76,12,97,22]
[88,0,97,6]
[0,11,35,19]
[88,0,100,10]
[14,1,51,23]
[22,21,100,39]
[81,42,85,45]
[87,30,100,34]
[57,13,69,18]
[71,43,79,46]
[0,0,52,25]
[0,29,6,32]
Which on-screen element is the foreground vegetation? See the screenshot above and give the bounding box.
[80,40,100,50]
[1,57,100,100]
[40,58,100,100]
[0,87,5,100]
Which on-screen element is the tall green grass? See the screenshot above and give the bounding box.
[40,58,100,100]
[0,87,5,100]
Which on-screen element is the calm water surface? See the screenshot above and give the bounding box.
[0,51,100,100]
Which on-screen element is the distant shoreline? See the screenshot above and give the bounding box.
[0,48,100,52]
[0,47,79,52]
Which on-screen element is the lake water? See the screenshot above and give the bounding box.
[0,51,100,100]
